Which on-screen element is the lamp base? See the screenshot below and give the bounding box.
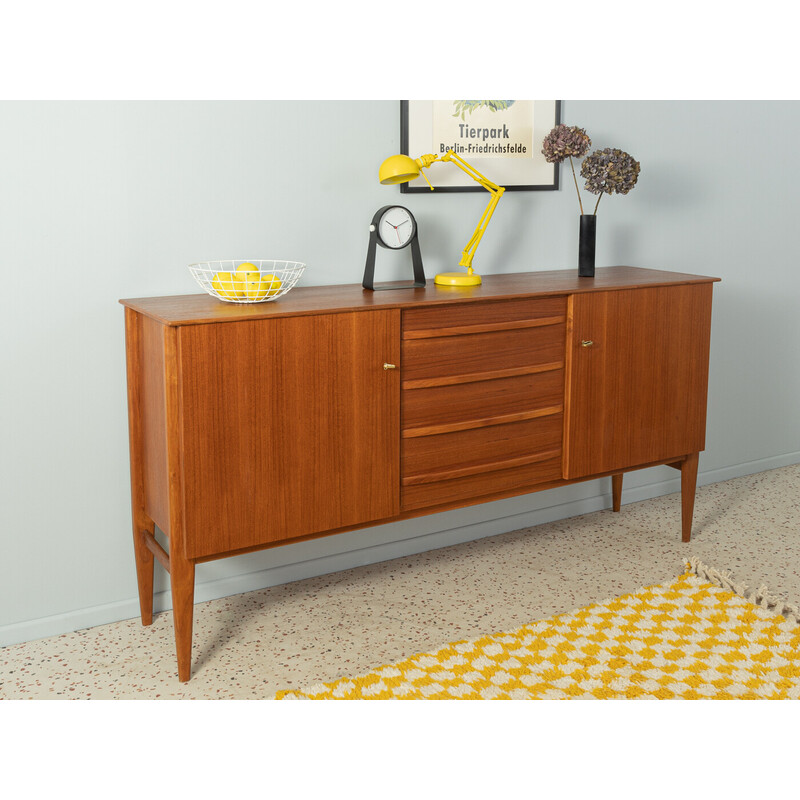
[434,272,482,287]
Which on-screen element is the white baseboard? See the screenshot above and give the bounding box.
[2,451,798,649]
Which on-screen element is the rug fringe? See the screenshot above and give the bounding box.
[686,557,800,624]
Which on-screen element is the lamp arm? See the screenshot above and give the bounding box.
[415,151,503,194]
[458,186,505,269]
[414,150,505,272]
[440,150,503,194]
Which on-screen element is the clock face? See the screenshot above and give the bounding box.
[377,206,415,249]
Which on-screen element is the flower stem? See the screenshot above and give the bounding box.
[569,156,584,215]
[593,191,604,215]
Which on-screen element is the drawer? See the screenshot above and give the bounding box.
[403,413,563,485]
[402,324,565,383]
[403,368,564,432]
[402,453,563,512]
[400,296,567,513]
[403,296,566,335]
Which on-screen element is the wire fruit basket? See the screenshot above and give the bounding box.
[189,260,306,304]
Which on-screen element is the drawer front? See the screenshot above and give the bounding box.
[402,454,563,512]
[400,297,566,512]
[403,296,566,334]
[402,325,565,383]
[403,369,564,431]
[403,414,563,485]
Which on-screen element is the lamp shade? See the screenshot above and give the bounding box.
[379,154,420,185]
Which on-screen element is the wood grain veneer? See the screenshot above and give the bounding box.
[563,283,714,478]
[402,296,566,334]
[402,369,564,430]
[401,455,564,511]
[402,415,563,482]
[402,316,565,339]
[399,296,567,513]
[402,363,563,390]
[402,326,565,383]
[139,314,170,533]
[178,310,400,559]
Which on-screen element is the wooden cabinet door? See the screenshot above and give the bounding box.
[563,284,713,479]
[177,310,400,559]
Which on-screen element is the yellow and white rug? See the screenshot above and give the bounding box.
[274,559,800,700]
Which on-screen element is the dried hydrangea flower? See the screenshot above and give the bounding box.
[541,124,592,162]
[581,147,641,212]
[542,124,592,212]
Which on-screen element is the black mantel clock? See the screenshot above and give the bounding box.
[362,205,426,291]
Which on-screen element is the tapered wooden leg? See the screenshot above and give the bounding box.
[125,308,156,627]
[611,473,623,512]
[132,517,155,626]
[169,551,196,683]
[161,324,196,681]
[680,452,699,543]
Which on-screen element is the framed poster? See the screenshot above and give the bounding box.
[400,100,561,193]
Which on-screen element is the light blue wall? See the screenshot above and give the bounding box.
[2,101,798,645]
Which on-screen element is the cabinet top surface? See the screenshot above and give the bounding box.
[120,266,720,326]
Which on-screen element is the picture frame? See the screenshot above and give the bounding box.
[400,100,561,193]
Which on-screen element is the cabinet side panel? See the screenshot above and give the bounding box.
[685,282,714,452]
[139,314,170,533]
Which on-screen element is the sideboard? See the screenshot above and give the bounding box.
[121,266,719,681]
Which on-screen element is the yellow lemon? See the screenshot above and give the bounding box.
[232,263,263,299]
[258,274,283,297]
[211,271,238,299]
[230,268,283,300]
[233,271,269,300]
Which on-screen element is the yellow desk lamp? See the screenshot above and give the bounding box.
[379,152,505,286]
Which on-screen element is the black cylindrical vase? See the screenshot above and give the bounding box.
[578,214,596,277]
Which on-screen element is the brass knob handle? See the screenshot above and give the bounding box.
[383,363,397,370]
[581,340,594,348]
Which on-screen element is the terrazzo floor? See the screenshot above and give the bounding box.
[2,464,798,700]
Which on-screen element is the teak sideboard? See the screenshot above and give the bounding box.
[121,266,719,681]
